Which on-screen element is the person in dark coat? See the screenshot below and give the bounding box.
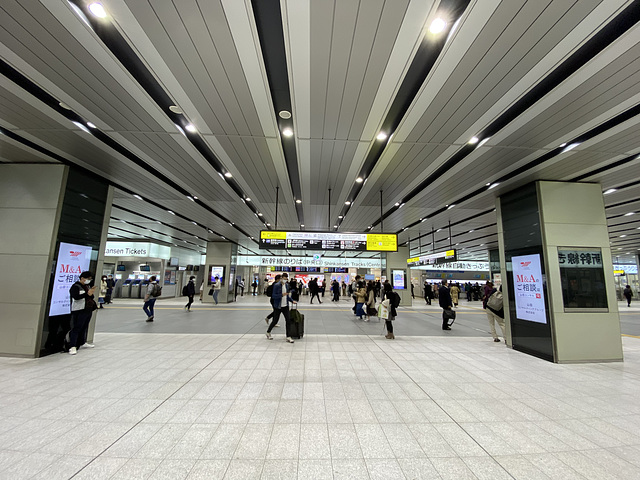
[438,279,453,330]
[623,285,633,307]
[184,276,196,311]
[105,274,116,304]
[309,278,322,304]
[423,281,432,305]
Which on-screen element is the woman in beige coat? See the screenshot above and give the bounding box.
[450,283,460,307]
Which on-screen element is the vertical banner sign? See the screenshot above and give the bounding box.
[49,242,93,317]
[512,254,547,324]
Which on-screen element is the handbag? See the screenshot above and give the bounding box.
[378,301,389,320]
[208,288,213,295]
[443,308,456,322]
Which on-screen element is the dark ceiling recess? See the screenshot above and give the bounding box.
[393,102,640,236]
[251,0,304,225]
[334,0,472,229]
[371,1,640,233]
[0,58,257,242]
[64,0,270,234]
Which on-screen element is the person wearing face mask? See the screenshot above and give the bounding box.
[266,273,297,343]
[105,274,116,304]
[66,271,98,355]
[98,275,107,308]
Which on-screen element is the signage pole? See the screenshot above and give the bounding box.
[380,190,383,232]
[448,221,452,249]
[418,231,421,256]
[328,188,331,230]
[275,186,279,230]
[431,227,435,254]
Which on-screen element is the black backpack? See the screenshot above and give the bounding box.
[392,292,401,309]
[182,285,189,296]
[266,284,274,297]
[151,284,162,297]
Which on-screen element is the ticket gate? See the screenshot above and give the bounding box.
[130,279,142,299]
[120,279,133,298]
[139,279,150,298]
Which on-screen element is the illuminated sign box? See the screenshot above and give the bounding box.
[407,249,457,266]
[259,231,397,252]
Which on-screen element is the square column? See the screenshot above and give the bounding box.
[498,181,622,363]
[204,242,238,304]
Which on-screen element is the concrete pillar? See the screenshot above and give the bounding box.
[0,165,111,357]
[204,242,238,304]
[498,181,622,363]
[385,246,412,306]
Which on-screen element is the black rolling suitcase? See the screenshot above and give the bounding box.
[289,305,304,339]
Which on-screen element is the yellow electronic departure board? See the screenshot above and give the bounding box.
[259,231,397,252]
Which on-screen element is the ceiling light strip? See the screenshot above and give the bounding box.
[64,1,270,231]
[333,0,472,228]
[251,0,304,225]
[366,2,640,232]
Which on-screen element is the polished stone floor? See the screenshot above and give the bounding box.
[1,297,640,479]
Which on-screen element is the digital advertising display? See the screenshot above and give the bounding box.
[210,266,225,285]
[512,254,547,324]
[392,270,406,290]
[260,231,397,252]
[49,242,93,317]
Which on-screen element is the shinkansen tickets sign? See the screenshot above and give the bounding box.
[260,231,397,252]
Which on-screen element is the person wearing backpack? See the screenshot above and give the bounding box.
[264,277,280,328]
[184,276,196,312]
[143,275,160,322]
[66,271,97,355]
[382,283,399,339]
[484,284,505,342]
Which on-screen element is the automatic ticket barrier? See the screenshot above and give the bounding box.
[121,279,133,298]
[139,279,150,298]
[130,279,142,299]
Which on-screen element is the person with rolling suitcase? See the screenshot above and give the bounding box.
[266,273,297,343]
[439,279,454,330]
[288,278,304,338]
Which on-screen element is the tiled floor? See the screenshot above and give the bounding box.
[2,329,640,479]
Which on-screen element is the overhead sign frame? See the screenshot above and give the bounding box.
[259,230,397,252]
[407,249,457,266]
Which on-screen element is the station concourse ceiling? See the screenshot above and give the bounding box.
[1,0,639,264]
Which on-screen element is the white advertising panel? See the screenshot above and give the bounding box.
[49,242,93,317]
[392,270,405,289]
[513,254,547,324]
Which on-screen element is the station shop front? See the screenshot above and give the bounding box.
[409,260,492,298]
[235,254,386,296]
[103,242,205,299]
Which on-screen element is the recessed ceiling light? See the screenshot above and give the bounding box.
[88,2,107,18]
[169,105,183,114]
[334,225,338,228]
[604,188,617,194]
[296,199,302,204]
[436,228,442,232]
[469,230,474,233]
[345,201,351,205]
[279,110,291,119]
[300,224,305,227]
[376,132,388,141]
[59,101,71,110]
[620,235,627,238]
[167,210,175,215]
[86,122,96,129]
[185,124,197,133]
[356,177,363,183]
[282,128,294,137]
[477,137,491,147]
[468,136,479,144]
[559,142,567,148]
[488,183,500,189]
[338,215,343,219]
[429,18,447,34]
[224,172,232,178]
[133,194,142,200]
[561,142,580,153]
[257,212,263,216]
[187,196,195,201]
[399,203,405,208]
[72,121,90,133]
[266,223,271,226]
[395,202,400,206]
[447,204,455,209]
[191,222,197,225]
[245,198,251,202]
[624,212,635,216]
[208,229,213,234]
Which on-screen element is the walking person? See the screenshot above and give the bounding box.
[252,279,258,296]
[143,276,161,322]
[355,281,367,320]
[212,276,221,305]
[98,275,107,309]
[321,279,327,298]
[184,275,196,311]
[450,283,460,307]
[351,275,361,314]
[424,281,432,305]
[623,285,633,307]
[240,277,245,296]
[341,281,347,297]
[365,281,376,321]
[199,280,204,302]
[309,278,322,304]
[382,282,397,339]
[264,276,281,328]
[411,282,415,299]
[66,271,97,355]
[266,273,297,343]
[439,280,453,330]
[332,279,340,302]
[485,284,506,342]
